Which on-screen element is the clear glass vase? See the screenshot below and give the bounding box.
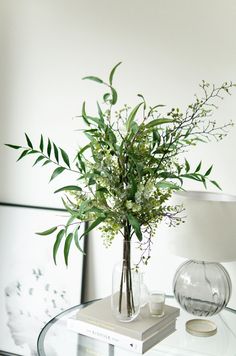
[111,240,141,322]
[173,260,232,316]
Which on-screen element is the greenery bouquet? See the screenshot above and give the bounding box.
[6,63,235,320]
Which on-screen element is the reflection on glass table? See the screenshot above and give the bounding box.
[37,296,236,356]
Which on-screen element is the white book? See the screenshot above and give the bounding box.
[71,296,180,340]
[68,317,176,354]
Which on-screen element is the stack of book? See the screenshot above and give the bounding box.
[67,296,180,354]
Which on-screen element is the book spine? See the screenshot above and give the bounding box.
[67,318,176,354]
[68,318,144,353]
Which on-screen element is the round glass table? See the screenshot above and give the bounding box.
[37,296,236,355]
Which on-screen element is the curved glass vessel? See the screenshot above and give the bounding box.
[173,260,232,317]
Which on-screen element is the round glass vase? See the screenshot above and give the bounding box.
[111,240,141,322]
[173,260,232,317]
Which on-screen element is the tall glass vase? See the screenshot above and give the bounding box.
[111,239,141,322]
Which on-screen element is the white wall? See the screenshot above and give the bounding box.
[1,0,236,307]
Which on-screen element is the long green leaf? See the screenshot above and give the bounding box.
[77,155,86,172]
[78,144,91,155]
[210,180,222,190]
[110,86,118,105]
[205,165,213,176]
[137,93,146,110]
[64,233,73,266]
[126,103,143,130]
[82,76,103,83]
[49,167,66,182]
[127,213,142,241]
[36,226,57,236]
[80,216,106,239]
[39,134,44,152]
[109,62,122,85]
[82,102,90,125]
[27,150,38,155]
[42,159,51,166]
[33,155,45,166]
[54,185,82,193]
[47,139,52,157]
[5,144,22,149]
[53,143,59,163]
[60,148,70,168]
[195,161,202,173]
[145,118,174,128]
[147,104,165,117]
[74,226,86,255]
[25,133,33,148]
[17,149,30,161]
[53,229,65,264]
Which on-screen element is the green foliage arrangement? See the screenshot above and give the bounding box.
[6,63,235,317]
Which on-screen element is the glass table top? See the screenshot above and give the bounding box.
[37,297,236,356]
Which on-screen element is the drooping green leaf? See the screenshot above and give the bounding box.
[110,86,118,105]
[82,76,104,83]
[74,226,86,255]
[54,185,82,194]
[53,229,65,264]
[210,180,222,190]
[25,133,33,148]
[17,149,30,161]
[53,143,59,163]
[32,155,45,166]
[137,94,146,110]
[60,148,70,168]
[147,104,165,117]
[205,165,213,176]
[39,134,44,152]
[201,176,207,189]
[42,159,51,166]
[109,62,122,85]
[126,103,143,130]
[82,102,90,125]
[77,155,86,172]
[145,118,174,128]
[49,167,66,182]
[47,139,52,157]
[78,144,91,156]
[5,144,22,149]
[36,226,57,236]
[79,216,107,239]
[64,233,73,266]
[127,213,142,241]
[27,150,39,155]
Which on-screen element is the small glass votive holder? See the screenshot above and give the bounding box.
[149,291,165,317]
